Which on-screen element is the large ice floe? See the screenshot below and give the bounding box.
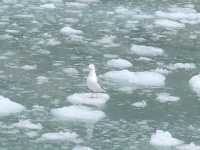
[156,93,180,103]
[150,130,183,146]
[67,93,110,108]
[38,131,81,143]
[177,143,200,150]
[0,96,25,117]
[51,105,105,123]
[131,44,164,57]
[102,70,165,87]
[106,58,132,69]
[189,74,200,96]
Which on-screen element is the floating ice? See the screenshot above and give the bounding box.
[72,146,94,150]
[36,76,49,85]
[39,131,80,143]
[154,19,185,29]
[132,100,147,108]
[150,130,183,146]
[65,2,88,9]
[167,63,196,70]
[103,54,118,59]
[156,93,180,103]
[63,68,79,75]
[67,93,110,108]
[136,57,153,62]
[96,35,119,47]
[152,68,171,75]
[177,143,200,150]
[13,120,43,130]
[77,0,99,3]
[0,96,25,117]
[21,65,37,70]
[155,6,200,25]
[131,44,164,57]
[102,70,165,87]
[51,105,105,123]
[106,58,132,69]
[60,26,83,35]
[40,3,56,9]
[189,74,200,96]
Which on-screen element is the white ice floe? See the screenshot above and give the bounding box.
[152,68,171,75]
[21,65,37,70]
[155,6,200,25]
[60,26,83,35]
[167,63,196,70]
[72,146,94,150]
[39,131,80,143]
[67,93,110,108]
[36,76,49,85]
[189,74,200,96]
[136,57,153,62]
[131,44,164,57]
[0,96,25,117]
[177,143,200,150]
[103,54,118,59]
[132,100,147,108]
[106,58,132,69]
[102,70,165,87]
[13,120,43,130]
[77,0,99,3]
[63,68,79,75]
[40,3,56,9]
[96,35,119,47]
[65,2,88,9]
[150,130,183,146]
[154,19,185,29]
[156,93,180,103]
[51,105,105,123]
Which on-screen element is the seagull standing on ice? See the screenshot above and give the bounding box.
[87,64,105,93]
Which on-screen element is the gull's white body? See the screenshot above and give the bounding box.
[87,64,105,93]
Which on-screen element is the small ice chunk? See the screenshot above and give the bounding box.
[150,130,183,146]
[60,26,83,35]
[132,100,147,108]
[77,0,99,3]
[96,35,119,47]
[21,65,37,70]
[107,58,132,69]
[63,68,79,75]
[131,44,164,57]
[189,74,200,96]
[102,70,165,87]
[177,143,200,150]
[13,120,43,130]
[39,131,80,143]
[167,63,196,70]
[0,96,25,117]
[51,105,105,123]
[67,93,110,108]
[152,68,171,75]
[154,19,185,29]
[46,38,61,46]
[72,146,94,150]
[103,54,118,59]
[136,57,153,62]
[40,3,56,9]
[36,76,49,85]
[156,93,180,103]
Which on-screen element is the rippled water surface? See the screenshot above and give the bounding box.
[1,0,200,150]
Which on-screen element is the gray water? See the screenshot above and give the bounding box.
[0,0,200,149]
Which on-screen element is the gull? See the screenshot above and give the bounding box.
[87,64,105,93]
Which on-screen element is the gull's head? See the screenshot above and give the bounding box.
[89,64,95,70]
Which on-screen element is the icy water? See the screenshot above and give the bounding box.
[1,0,200,150]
